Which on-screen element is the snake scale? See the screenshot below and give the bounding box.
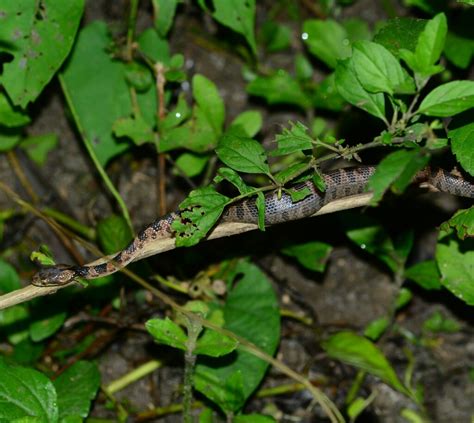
[31,166,473,286]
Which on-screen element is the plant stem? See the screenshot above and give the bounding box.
[183,316,202,423]
[126,0,139,61]
[58,75,134,233]
[42,207,95,240]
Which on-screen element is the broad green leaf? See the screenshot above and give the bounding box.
[341,213,399,273]
[395,287,413,310]
[352,41,415,95]
[275,162,310,184]
[0,304,30,344]
[19,134,58,165]
[0,129,22,152]
[368,149,429,204]
[286,186,311,203]
[302,19,351,69]
[335,59,386,122]
[159,95,190,131]
[173,187,229,247]
[194,329,238,357]
[146,317,188,351]
[193,74,225,137]
[418,81,474,117]
[216,134,270,175]
[322,331,409,395]
[230,110,262,138]
[444,31,473,69]
[138,28,171,65]
[440,208,474,240]
[0,93,30,127]
[281,241,332,272]
[0,357,58,421]
[152,0,178,36]
[259,21,291,52]
[295,53,313,80]
[271,122,313,156]
[0,259,21,293]
[61,22,134,164]
[195,261,280,413]
[54,361,100,420]
[175,152,209,178]
[11,339,44,366]
[124,62,153,92]
[436,230,474,305]
[343,18,371,43]
[373,17,427,57]
[246,71,312,110]
[449,112,474,176]
[364,317,390,341]
[414,13,447,73]
[96,215,133,254]
[312,73,346,112]
[422,311,460,333]
[0,0,84,107]
[214,167,253,195]
[405,260,442,290]
[112,115,154,146]
[29,310,67,342]
[200,0,256,54]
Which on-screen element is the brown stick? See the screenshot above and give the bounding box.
[0,193,372,311]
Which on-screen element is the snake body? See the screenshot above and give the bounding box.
[31,166,473,286]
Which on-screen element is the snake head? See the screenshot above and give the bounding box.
[31,265,77,287]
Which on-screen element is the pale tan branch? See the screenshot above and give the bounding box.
[0,193,373,311]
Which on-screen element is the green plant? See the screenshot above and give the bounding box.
[0,0,473,421]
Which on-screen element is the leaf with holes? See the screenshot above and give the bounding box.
[0,0,84,107]
[173,187,229,247]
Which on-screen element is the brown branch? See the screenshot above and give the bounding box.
[0,192,373,311]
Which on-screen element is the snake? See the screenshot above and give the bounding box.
[31,166,473,286]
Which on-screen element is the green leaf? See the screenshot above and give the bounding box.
[368,149,430,204]
[195,329,238,357]
[256,191,266,232]
[246,71,312,110]
[138,28,171,64]
[159,95,190,131]
[124,61,153,92]
[146,317,188,351]
[302,19,351,69]
[214,167,253,195]
[395,287,412,310]
[0,92,30,127]
[0,129,22,152]
[0,0,85,107]
[152,0,178,37]
[335,59,386,122]
[440,208,474,240]
[29,310,67,342]
[173,187,229,247]
[54,361,100,420]
[234,414,276,423]
[194,261,280,413]
[201,0,256,55]
[413,13,447,74]
[112,115,154,146]
[295,53,313,80]
[19,134,58,165]
[342,213,400,273]
[449,111,474,176]
[436,230,474,305]
[312,73,346,112]
[0,259,21,293]
[373,17,427,58]
[352,41,415,95]
[96,215,133,254]
[281,241,332,272]
[274,162,310,184]
[216,134,270,175]
[61,22,135,165]
[271,122,313,156]
[404,260,442,290]
[0,305,30,344]
[444,30,474,70]
[193,74,225,137]
[418,81,474,117]
[322,331,409,395]
[0,357,58,421]
[175,152,209,178]
[286,186,311,203]
[422,311,460,334]
[364,317,390,341]
[259,21,291,53]
[230,110,262,138]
